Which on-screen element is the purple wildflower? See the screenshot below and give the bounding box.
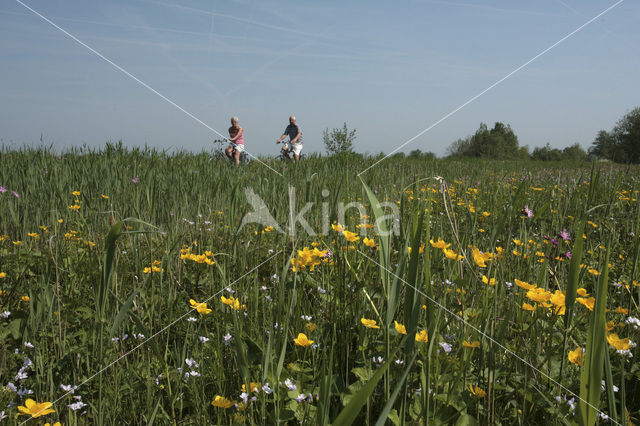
[560,228,570,242]
[132,176,139,184]
[0,186,7,193]
[524,205,533,218]
[565,251,572,259]
[12,191,19,198]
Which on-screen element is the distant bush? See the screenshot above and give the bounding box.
[323,123,356,155]
[446,122,526,160]
[531,143,587,162]
[408,149,436,160]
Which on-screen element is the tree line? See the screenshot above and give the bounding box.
[323,106,639,162]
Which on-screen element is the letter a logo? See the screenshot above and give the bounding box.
[238,188,283,233]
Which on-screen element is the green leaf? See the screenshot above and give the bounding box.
[374,351,418,426]
[333,346,400,426]
[110,285,141,338]
[454,413,478,426]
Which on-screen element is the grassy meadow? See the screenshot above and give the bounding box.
[0,144,639,425]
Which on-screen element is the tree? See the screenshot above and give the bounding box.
[323,123,356,155]
[613,107,640,163]
[589,107,640,163]
[532,143,562,161]
[531,143,586,162]
[589,130,620,161]
[562,143,587,161]
[446,122,521,159]
[408,149,436,160]
[446,137,471,157]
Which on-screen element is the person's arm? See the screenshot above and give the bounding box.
[276,130,287,143]
[229,127,243,142]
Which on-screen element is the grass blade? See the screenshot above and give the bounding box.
[333,345,400,426]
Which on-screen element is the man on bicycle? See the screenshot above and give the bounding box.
[225,116,245,167]
[276,115,303,162]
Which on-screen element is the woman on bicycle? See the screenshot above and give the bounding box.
[225,116,245,167]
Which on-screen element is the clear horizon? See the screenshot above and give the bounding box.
[1,0,638,156]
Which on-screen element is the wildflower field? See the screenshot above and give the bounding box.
[1,145,639,425]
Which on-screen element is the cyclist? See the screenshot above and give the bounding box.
[225,116,245,167]
[276,115,303,162]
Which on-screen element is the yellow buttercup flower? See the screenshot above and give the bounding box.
[514,279,537,290]
[17,399,55,417]
[361,318,380,329]
[526,288,552,304]
[521,302,536,311]
[69,204,81,210]
[293,332,314,347]
[363,237,377,248]
[220,296,244,311]
[211,395,236,408]
[576,297,595,311]
[101,194,109,199]
[576,288,589,297]
[342,230,360,242]
[72,190,81,196]
[471,247,492,268]
[306,322,318,332]
[290,247,327,272]
[415,330,429,343]
[442,248,463,261]
[189,299,212,315]
[430,238,450,249]
[462,340,480,348]
[0,272,6,279]
[481,275,496,286]
[606,334,633,351]
[568,347,584,366]
[394,321,407,335]
[549,290,566,315]
[241,382,261,393]
[331,223,344,232]
[469,384,486,398]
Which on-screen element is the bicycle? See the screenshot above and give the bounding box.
[211,139,250,164]
[277,141,305,162]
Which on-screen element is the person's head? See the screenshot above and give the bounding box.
[289,116,296,125]
[231,116,239,126]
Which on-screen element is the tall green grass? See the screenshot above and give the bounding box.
[0,145,638,424]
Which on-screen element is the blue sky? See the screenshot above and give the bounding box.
[1,0,638,156]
